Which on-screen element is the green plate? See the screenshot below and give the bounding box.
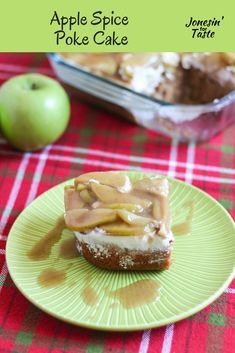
[6,172,235,331]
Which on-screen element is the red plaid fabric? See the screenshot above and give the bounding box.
[0,53,234,353]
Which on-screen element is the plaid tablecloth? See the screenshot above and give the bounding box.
[0,53,234,353]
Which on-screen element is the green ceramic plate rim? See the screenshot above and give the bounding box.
[6,173,235,331]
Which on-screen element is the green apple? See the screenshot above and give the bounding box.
[0,73,70,151]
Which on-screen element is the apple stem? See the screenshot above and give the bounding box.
[31,83,38,90]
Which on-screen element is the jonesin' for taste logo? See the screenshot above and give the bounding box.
[185,16,224,38]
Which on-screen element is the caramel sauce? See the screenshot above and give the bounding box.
[82,287,99,306]
[81,277,99,306]
[81,278,160,309]
[37,268,66,288]
[106,279,160,309]
[29,216,81,289]
[172,201,194,235]
[172,221,191,235]
[28,216,65,261]
[59,238,78,259]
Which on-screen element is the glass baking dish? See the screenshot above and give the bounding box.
[48,53,235,142]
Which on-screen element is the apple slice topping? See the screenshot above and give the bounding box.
[91,183,151,208]
[152,200,162,220]
[64,172,171,238]
[117,210,153,226]
[65,208,117,231]
[101,221,147,236]
[134,177,169,197]
[75,171,131,192]
[93,203,143,213]
[64,186,84,211]
[80,189,96,205]
[76,183,86,191]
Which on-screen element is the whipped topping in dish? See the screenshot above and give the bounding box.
[119,53,180,95]
[130,65,165,95]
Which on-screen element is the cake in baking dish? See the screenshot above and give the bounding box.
[60,52,235,104]
[64,171,174,270]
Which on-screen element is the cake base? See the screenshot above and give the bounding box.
[76,239,172,271]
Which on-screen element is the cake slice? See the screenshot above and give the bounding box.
[64,172,174,270]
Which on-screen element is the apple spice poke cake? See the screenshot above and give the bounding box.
[64,172,174,270]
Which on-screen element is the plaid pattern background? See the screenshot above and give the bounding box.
[0,53,234,353]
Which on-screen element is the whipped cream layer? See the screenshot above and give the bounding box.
[119,53,180,95]
[74,228,174,252]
